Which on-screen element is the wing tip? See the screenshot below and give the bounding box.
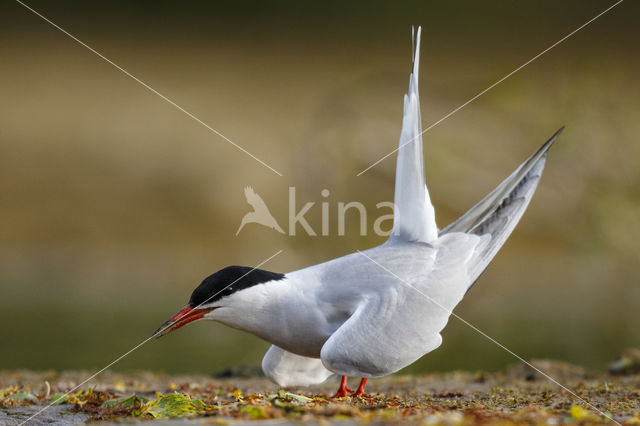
[530,126,565,164]
[439,126,564,238]
[411,26,422,76]
[543,125,565,151]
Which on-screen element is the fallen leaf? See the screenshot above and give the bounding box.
[10,392,36,401]
[140,392,208,419]
[283,392,313,404]
[50,392,70,405]
[100,394,148,409]
[0,387,18,399]
[570,405,593,421]
[240,405,267,419]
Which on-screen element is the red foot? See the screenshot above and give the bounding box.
[331,376,354,398]
[351,378,368,397]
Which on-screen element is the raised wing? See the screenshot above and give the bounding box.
[320,130,562,377]
[390,26,438,244]
[441,127,563,283]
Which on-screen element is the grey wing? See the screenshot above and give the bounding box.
[319,234,486,378]
[440,127,563,283]
[262,345,335,387]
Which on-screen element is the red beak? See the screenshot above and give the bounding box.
[152,305,213,339]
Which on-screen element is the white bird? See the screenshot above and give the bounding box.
[153,27,563,398]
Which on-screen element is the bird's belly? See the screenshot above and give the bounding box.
[261,330,327,358]
[257,310,341,358]
[249,302,348,359]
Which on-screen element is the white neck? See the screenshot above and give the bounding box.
[204,274,341,357]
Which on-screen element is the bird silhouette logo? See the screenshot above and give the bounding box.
[236,186,285,235]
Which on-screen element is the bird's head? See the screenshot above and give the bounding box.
[152,266,285,339]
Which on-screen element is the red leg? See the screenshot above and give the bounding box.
[351,378,368,397]
[331,376,353,398]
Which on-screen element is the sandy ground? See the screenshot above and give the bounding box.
[1,360,639,425]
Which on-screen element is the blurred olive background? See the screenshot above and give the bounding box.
[1,1,638,376]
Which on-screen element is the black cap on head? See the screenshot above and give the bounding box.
[189,266,285,308]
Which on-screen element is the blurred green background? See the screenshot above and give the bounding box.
[1,1,638,376]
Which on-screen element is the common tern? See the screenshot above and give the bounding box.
[153,27,562,398]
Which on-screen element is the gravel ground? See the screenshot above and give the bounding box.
[1,360,639,425]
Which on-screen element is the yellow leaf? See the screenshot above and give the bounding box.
[0,387,18,399]
[241,405,267,419]
[140,392,207,419]
[570,405,592,420]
